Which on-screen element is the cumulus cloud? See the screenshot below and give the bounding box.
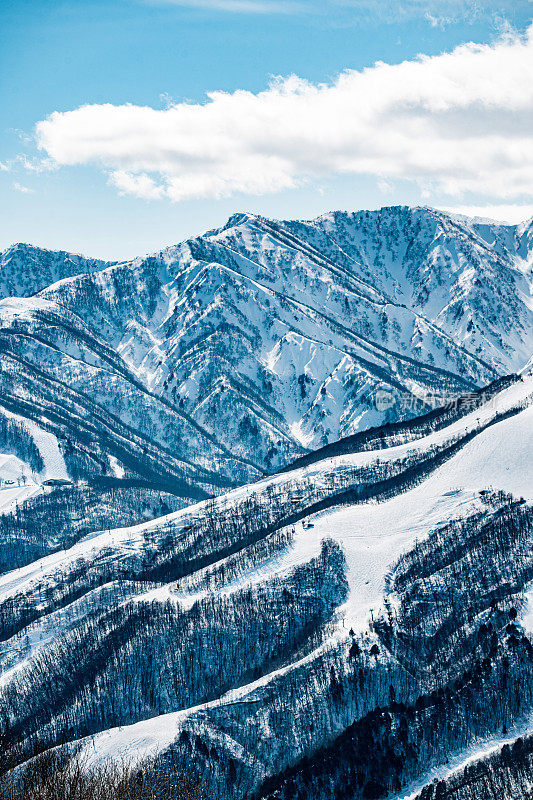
[36,26,533,203]
[110,170,166,199]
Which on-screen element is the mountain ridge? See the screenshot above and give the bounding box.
[2,205,531,483]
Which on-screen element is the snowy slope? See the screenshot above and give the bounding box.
[60,377,532,771]
[0,405,70,514]
[1,373,532,800]
[2,372,530,609]
[1,207,533,799]
[0,452,41,514]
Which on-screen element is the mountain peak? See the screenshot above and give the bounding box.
[0,242,111,299]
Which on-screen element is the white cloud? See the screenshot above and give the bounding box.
[377,178,394,195]
[0,162,9,172]
[441,204,533,224]
[36,26,533,203]
[13,182,35,195]
[109,170,166,199]
[15,154,56,173]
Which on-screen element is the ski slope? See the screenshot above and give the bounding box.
[0,453,42,513]
[63,377,533,768]
[1,373,531,608]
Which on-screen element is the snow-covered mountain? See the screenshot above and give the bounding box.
[0,205,532,490]
[1,205,533,799]
[0,243,111,299]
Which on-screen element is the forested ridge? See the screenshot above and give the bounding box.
[255,495,533,800]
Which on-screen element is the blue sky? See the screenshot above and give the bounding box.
[1,0,533,260]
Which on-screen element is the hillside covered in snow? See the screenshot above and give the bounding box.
[1,206,533,800]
